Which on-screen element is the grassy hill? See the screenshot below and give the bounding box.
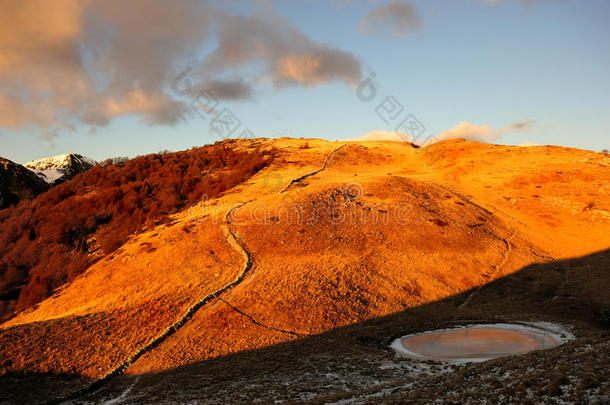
[0,138,608,403]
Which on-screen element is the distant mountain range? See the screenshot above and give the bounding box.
[0,153,97,209]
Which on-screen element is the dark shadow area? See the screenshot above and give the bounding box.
[1,249,609,404]
[0,371,93,404]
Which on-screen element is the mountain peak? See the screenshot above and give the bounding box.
[24,153,97,185]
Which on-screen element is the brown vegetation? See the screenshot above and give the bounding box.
[0,142,274,320]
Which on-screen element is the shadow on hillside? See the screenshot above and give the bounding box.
[1,249,609,404]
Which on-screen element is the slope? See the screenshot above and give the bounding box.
[0,157,49,209]
[0,138,609,403]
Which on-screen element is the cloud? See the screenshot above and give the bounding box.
[349,131,411,142]
[479,0,544,6]
[0,0,212,134]
[201,11,362,88]
[437,118,533,142]
[359,2,422,37]
[192,79,255,101]
[0,1,362,137]
[273,49,362,87]
[81,90,191,127]
[352,118,532,145]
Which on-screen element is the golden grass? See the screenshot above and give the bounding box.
[1,137,609,381]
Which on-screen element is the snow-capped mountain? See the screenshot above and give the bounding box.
[24,154,97,186]
[0,157,50,209]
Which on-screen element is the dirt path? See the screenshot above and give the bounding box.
[48,203,254,405]
[218,298,305,337]
[457,231,516,310]
[280,144,346,193]
[218,145,350,335]
[51,145,348,403]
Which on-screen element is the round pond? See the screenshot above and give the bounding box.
[391,323,573,363]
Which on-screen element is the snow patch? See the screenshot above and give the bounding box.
[24,153,96,184]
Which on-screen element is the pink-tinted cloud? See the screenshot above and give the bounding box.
[0,1,362,138]
[353,118,532,145]
[201,11,362,88]
[349,131,410,142]
[437,119,532,142]
[359,2,422,37]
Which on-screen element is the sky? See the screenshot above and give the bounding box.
[0,0,609,163]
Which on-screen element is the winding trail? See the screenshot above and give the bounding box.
[280,144,346,193]
[218,298,305,337]
[434,183,495,218]
[48,203,254,405]
[457,231,516,310]
[51,145,348,404]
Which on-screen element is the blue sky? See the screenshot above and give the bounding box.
[1,0,609,163]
